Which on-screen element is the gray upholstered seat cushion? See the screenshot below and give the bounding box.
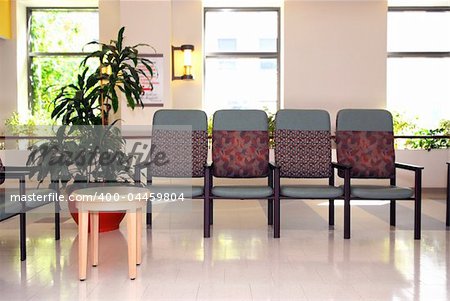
[1,188,56,220]
[280,185,343,198]
[212,186,273,198]
[349,185,413,199]
[148,185,204,197]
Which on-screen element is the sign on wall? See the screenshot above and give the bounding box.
[138,54,164,107]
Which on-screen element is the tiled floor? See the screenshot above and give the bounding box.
[0,190,449,300]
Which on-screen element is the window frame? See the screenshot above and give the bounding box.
[387,6,450,58]
[203,7,281,112]
[26,7,99,111]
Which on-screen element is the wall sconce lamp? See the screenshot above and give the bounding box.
[172,44,194,80]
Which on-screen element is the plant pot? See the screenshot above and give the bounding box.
[66,182,126,232]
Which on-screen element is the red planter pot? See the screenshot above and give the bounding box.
[66,182,126,233]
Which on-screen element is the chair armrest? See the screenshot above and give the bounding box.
[331,162,351,170]
[4,166,31,174]
[0,171,28,180]
[269,162,279,170]
[395,162,424,172]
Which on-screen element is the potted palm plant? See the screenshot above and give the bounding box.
[27,27,154,231]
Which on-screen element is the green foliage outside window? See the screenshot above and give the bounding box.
[28,9,99,117]
[392,111,450,150]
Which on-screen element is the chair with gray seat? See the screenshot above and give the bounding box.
[335,109,424,239]
[134,109,210,236]
[207,110,274,235]
[272,109,349,238]
[0,161,60,261]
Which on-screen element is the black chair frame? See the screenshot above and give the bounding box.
[0,166,60,261]
[205,162,276,236]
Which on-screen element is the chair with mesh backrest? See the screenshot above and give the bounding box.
[207,110,275,235]
[134,109,210,237]
[336,109,424,239]
[272,109,348,238]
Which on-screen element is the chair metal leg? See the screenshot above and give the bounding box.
[390,178,396,227]
[446,163,450,227]
[274,197,280,238]
[146,201,152,228]
[209,199,213,225]
[55,212,60,240]
[204,197,210,238]
[328,175,335,226]
[390,200,396,227]
[328,200,335,226]
[268,199,273,225]
[273,167,280,238]
[20,213,26,261]
[414,169,422,240]
[344,199,351,239]
[343,168,351,239]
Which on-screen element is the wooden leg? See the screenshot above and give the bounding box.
[78,211,89,281]
[127,211,137,280]
[90,212,99,267]
[136,208,142,266]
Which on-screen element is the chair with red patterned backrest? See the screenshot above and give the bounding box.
[336,109,424,239]
[272,109,348,238]
[208,109,274,235]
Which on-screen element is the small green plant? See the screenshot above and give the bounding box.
[405,127,450,151]
[391,111,449,151]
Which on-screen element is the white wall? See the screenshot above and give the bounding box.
[118,0,173,126]
[284,0,387,128]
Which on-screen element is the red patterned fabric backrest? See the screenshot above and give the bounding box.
[212,130,269,178]
[335,131,395,178]
[275,130,332,178]
[151,129,208,177]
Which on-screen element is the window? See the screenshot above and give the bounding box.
[387,7,450,130]
[204,8,280,115]
[27,8,99,116]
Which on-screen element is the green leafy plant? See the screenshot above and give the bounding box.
[27,27,153,186]
[51,67,102,125]
[27,123,133,187]
[82,26,154,113]
[405,127,450,151]
[52,26,154,126]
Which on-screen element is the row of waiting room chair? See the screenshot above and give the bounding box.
[135,108,425,240]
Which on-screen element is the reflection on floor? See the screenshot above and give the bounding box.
[0,190,449,301]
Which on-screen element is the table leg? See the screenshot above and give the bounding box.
[78,211,89,281]
[137,208,142,265]
[127,211,137,280]
[90,212,99,267]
